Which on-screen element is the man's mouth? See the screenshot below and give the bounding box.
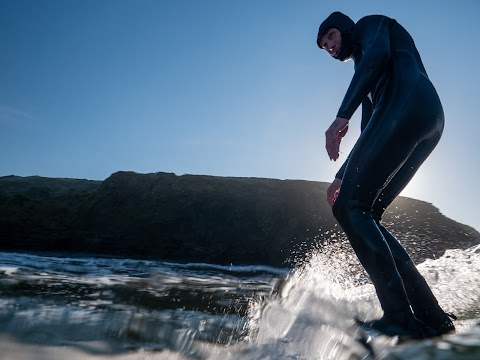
[330,46,341,58]
[329,47,338,57]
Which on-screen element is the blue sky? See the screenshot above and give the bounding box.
[1,0,479,232]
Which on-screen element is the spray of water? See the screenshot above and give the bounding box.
[236,238,480,360]
[240,234,378,359]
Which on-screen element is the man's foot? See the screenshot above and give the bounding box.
[414,308,456,336]
[356,312,436,339]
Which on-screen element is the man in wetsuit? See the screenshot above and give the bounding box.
[317,12,455,338]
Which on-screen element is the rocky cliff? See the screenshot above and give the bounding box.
[0,171,478,267]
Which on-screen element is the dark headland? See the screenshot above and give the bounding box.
[1,171,478,267]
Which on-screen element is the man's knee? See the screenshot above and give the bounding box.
[332,194,372,229]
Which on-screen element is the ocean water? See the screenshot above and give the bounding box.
[0,242,479,359]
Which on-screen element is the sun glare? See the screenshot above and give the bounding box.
[400,173,428,201]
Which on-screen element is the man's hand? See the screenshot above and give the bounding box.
[327,178,342,206]
[325,117,349,161]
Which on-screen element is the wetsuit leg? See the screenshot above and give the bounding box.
[370,133,444,313]
[374,219,455,333]
[332,75,444,319]
[368,132,455,334]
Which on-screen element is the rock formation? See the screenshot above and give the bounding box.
[1,172,478,267]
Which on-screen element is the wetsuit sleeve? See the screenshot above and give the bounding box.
[336,17,393,120]
[335,97,373,180]
[360,96,373,131]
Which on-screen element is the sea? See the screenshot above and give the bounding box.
[0,241,480,360]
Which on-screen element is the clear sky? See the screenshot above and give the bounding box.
[1,0,479,232]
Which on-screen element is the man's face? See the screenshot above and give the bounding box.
[320,28,341,58]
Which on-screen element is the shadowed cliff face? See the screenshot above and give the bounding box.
[0,171,479,267]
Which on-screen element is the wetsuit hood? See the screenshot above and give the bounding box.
[317,11,355,61]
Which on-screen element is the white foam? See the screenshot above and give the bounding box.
[418,248,480,316]
[233,246,480,359]
[0,266,19,276]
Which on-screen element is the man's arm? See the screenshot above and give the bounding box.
[335,97,373,179]
[336,16,394,120]
[360,96,373,131]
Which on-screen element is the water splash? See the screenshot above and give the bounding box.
[417,247,480,322]
[235,242,480,359]
[242,241,378,359]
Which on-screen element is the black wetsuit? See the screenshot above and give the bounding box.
[318,13,452,335]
